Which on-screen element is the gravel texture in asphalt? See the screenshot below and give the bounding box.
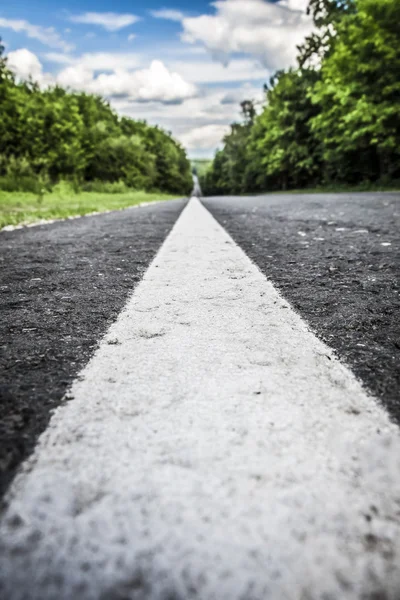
[203,193,400,424]
[0,200,186,497]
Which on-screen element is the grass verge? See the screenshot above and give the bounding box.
[0,188,179,229]
[258,181,400,195]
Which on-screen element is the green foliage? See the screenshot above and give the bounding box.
[0,155,51,193]
[80,180,130,194]
[200,101,255,195]
[191,159,212,178]
[0,42,193,196]
[203,0,400,196]
[310,0,400,181]
[298,0,355,67]
[247,69,322,191]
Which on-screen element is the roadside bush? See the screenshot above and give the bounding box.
[80,180,130,194]
[0,175,43,193]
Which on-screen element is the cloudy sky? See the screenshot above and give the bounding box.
[1,0,312,158]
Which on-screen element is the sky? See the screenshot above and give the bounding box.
[0,0,313,158]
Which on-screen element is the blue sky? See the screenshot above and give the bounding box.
[1,0,312,157]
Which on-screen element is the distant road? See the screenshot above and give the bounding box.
[191,173,202,197]
[1,192,399,600]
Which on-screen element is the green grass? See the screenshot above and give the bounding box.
[0,187,179,229]
[230,181,400,197]
[269,181,400,195]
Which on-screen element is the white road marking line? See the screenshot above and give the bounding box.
[1,198,400,600]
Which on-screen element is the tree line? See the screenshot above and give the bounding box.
[201,0,400,195]
[0,42,193,196]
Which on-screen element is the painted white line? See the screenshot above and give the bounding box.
[1,198,400,600]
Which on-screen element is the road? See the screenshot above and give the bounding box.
[0,192,399,599]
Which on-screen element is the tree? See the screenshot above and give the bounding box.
[247,69,322,191]
[0,48,193,195]
[200,101,257,195]
[310,0,400,181]
[298,0,355,67]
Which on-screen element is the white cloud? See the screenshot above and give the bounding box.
[0,17,72,51]
[128,34,136,42]
[69,12,140,32]
[180,123,230,150]
[57,59,197,104]
[157,0,313,70]
[281,0,309,10]
[7,48,43,80]
[155,44,207,57]
[7,48,53,85]
[150,9,185,22]
[8,47,196,105]
[112,83,264,157]
[56,63,93,90]
[119,85,258,125]
[43,52,75,65]
[45,52,141,71]
[166,58,268,83]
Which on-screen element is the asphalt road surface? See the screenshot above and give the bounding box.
[0,192,399,600]
[203,193,400,422]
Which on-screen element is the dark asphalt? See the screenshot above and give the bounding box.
[204,193,400,425]
[0,200,186,498]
